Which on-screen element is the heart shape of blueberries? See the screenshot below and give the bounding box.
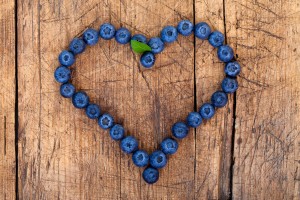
[54,21,240,184]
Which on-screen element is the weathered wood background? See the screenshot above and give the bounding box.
[0,0,299,199]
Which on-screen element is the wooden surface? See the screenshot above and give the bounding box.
[0,0,299,199]
[0,0,16,199]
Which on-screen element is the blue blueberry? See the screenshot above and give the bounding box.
[177,20,194,36]
[69,38,86,55]
[160,26,178,43]
[143,167,159,184]
[140,52,155,68]
[60,83,75,98]
[222,77,238,93]
[147,37,164,54]
[218,45,234,62]
[120,136,138,154]
[225,62,241,77]
[131,34,147,43]
[186,112,202,128]
[85,104,101,119]
[211,91,228,108]
[109,124,125,141]
[132,150,149,167]
[172,122,189,139]
[208,31,224,47]
[72,91,89,109]
[199,103,215,119]
[99,23,116,40]
[115,27,131,44]
[150,150,167,169]
[54,66,71,83]
[194,22,211,40]
[160,138,178,155]
[98,113,114,129]
[58,50,75,67]
[83,28,99,45]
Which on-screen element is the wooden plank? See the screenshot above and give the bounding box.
[117,0,195,199]
[0,0,16,199]
[18,0,45,198]
[224,0,300,199]
[18,0,122,199]
[194,1,234,199]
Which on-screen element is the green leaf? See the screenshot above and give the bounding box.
[130,40,152,54]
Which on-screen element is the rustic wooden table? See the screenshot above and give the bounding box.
[1,0,299,199]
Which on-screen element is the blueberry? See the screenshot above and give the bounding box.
[115,27,131,44]
[225,62,241,77]
[160,138,178,155]
[109,124,125,141]
[186,112,202,128]
[132,150,149,167]
[218,45,234,62]
[85,104,101,119]
[222,77,238,93]
[98,113,114,129]
[120,136,138,154]
[194,22,211,40]
[208,31,224,47]
[69,38,86,55]
[83,28,99,45]
[211,91,228,108]
[54,66,71,83]
[72,91,89,109]
[161,26,178,43]
[131,34,147,43]
[177,20,193,36]
[172,122,189,139]
[143,167,159,184]
[140,52,155,68]
[99,23,116,40]
[147,37,164,54]
[199,103,215,119]
[58,50,75,67]
[150,150,167,169]
[60,83,75,98]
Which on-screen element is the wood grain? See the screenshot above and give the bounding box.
[194,1,234,199]
[118,0,195,199]
[18,0,122,199]
[18,0,43,198]
[0,0,16,199]
[8,0,300,199]
[225,0,300,199]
